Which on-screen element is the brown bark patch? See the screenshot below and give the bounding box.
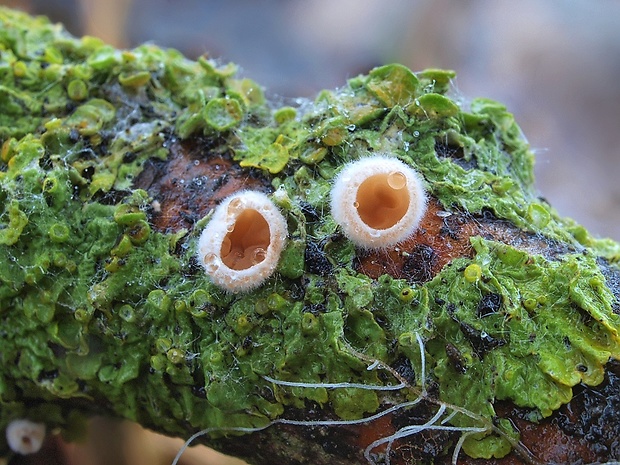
[355,200,477,282]
[133,137,270,233]
[356,200,568,283]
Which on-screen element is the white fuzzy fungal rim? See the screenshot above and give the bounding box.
[197,190,287,292]
[330,155,427,248]
[5,419,46,455]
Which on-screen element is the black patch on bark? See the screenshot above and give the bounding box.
[305,240,332,276]
[402,244,438,284]
[477,292,502,317]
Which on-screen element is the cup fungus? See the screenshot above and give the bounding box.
[5,419,46,455]
[330,155,427,248]
[197,191,287,292]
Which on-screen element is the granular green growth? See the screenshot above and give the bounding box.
[1,7,619,462]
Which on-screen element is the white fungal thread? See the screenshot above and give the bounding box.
[415,331,426,396]
[171,395,424,465]
[197,191,287,292]
[261,375,406,391]
[366,360,380,371]
[330,155,427,249]
[5,419,46,455]
[171,333,542,465]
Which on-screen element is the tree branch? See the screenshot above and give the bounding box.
[1,7,619,464]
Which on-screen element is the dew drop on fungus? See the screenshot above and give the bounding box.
[330,155,427,248]
[387,171,407,190]
[197,191,287,292]
[220,237,232,255]
[252,247,267,265]
[227,197,244,215]
[203,253,220,274]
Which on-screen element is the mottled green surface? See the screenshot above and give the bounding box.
[1,7,620,461]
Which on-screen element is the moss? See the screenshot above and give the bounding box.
[1,6,620,461]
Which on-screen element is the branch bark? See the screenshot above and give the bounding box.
[1,7,619,465]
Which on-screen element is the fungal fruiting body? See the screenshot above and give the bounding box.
[330,155,427,248]
[5,419,45,455]
[198,191,287,292]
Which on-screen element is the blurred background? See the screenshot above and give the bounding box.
[1,0,619,463]
[2,0,620,242]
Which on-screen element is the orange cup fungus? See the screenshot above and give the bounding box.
[198,191,288,292]
[330,155,427,248]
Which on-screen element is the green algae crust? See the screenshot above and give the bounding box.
[1,6,620,461]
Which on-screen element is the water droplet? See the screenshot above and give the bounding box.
[193,160,200,166]
[251,247,267,265]
[226,222,235,233]
[203,253,219,273]
[413,130,420,137]
[353,201,360,209]
[221,237,232,255]
[347,124,356,131]
[387,171,407,190]
[370,230,381,238]
[227,198,244,215]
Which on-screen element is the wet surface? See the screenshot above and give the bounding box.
[133,137,270,233]
[130,138,620,464]
[207,361,620,465]
[355,200,572,283]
